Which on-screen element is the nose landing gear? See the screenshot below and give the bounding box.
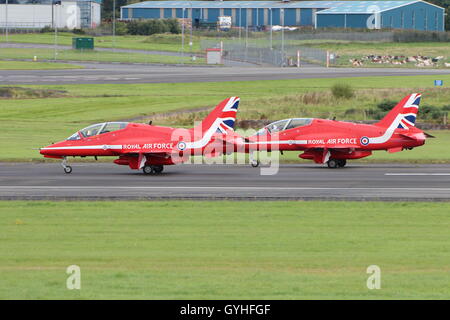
[250,152,260,168]
[61,157,72,174]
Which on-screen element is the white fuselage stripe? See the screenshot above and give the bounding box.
[244,140,308,145]
[41,145,122,151]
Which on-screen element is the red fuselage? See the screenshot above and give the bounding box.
[244,118,427,163]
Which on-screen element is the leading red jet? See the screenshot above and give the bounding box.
[40,97,240,174]
[241,93,433,168]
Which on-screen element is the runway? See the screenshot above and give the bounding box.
[1,162,449,201]
[2,62,450,85]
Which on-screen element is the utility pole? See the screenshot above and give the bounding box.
[269,8,272,49]
[54,1,60,61]
[112,0,116,50]
[281,8,285,67]
[181,8,185,64]
[189,2,193,53]
[238,5,241,42]
[245,10,248,48]
[245,9,248,62]
[5,0,8,42]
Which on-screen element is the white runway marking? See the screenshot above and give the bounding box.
[385,173,450,176]
[1,186,450,191]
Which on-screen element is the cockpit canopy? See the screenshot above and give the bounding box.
[257,118,312,135]
[67,122,128,140]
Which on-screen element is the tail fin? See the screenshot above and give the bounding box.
[375,93,421,129]
[194,97,240,135]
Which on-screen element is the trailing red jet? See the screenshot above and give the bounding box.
[243,93,433,168]
[40,97,240,174]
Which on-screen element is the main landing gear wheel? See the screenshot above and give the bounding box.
[64,166,73,174]
[142,165,164,175]
[337,159,347,168]
[327,159,339,168]
[327,159,347,168]
[142,165,155,175]
[153,165,164,174]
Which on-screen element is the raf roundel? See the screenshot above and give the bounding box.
[360,136,370,146]
[177,141,187,151]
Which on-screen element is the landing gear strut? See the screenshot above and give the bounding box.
[142,165,164,175]
[61,157,72,174]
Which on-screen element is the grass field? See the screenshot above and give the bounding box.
[0,201,449,299]
[304,41,450,68]
[5,32,204,53]
[0,48,205,65]
[0,60,82,70]
[0,74,449,161]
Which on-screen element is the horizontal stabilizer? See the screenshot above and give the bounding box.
[399,132,426,141]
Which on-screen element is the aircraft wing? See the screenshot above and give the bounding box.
[301,146,362,164]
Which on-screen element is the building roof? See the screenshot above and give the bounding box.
[317,0,421,14]
[123,1,347,9]
[121,0,440,12]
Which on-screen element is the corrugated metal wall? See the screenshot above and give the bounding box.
[317,2,444,30]
[381,2,444,31]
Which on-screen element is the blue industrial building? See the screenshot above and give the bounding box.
[121,1,445,31]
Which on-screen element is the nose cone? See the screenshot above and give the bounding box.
[39,144,51,156]
[40,141,65,157]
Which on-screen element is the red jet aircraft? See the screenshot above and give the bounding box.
[242,93,433,168]
[40,97,240,174]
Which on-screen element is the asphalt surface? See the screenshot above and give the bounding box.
[1,162,449,201]
[2,61,450,85]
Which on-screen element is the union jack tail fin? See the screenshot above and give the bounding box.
[375,93,421,130]
[194,97,240,135]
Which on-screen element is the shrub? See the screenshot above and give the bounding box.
[126,19,180,36]
[72,28,85,35]
[115,21,128,35]
[365,109,385,120]
[331,83,354,99]
[377,100,397,112]
[40,25,53,33]
[166,18,181,34]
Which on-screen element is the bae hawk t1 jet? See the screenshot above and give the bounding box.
[40,97,240,174]
[243,93,433,168]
